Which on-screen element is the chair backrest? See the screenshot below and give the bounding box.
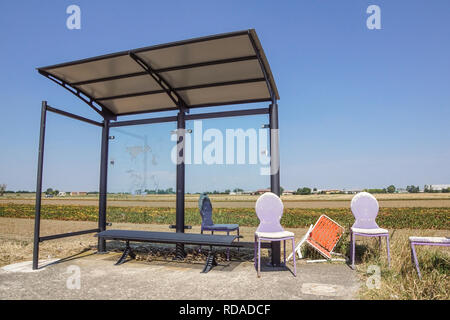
[255,192,284,233]
[199,193,214,226]
[350,192,380,229]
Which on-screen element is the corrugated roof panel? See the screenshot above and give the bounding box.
[38,29,278,116]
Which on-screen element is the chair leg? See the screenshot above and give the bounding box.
[351,231,355,269]
[254,234,257,268]
[199,228,203,253]
[257,238,261,277]
[237,228,240,253]
[410,242,421,278]
[349,231,352,262]
[386,234,391,268]
[283,240,286,265]
[292,237,297,277]
[226,231,230,261]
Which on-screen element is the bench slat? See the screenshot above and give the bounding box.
[96,229,237,247]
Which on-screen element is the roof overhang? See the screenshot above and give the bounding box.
[37,29,279,117]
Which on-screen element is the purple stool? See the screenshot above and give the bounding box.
[254,192,296,277]
[409,236,450,278]
[350,192,390,269]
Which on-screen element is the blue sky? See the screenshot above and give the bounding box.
[0,1,449,193]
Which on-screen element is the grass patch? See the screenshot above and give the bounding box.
[298,229,449,300]
[348,231,449,300]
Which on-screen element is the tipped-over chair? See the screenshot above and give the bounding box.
[254,192,296,277]
[199,193,239,260]
[288,215,345,263]
[350,192,390,269]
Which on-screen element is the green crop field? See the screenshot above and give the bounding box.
[0,203,449,230]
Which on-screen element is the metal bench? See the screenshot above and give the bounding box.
[95,230,238,273]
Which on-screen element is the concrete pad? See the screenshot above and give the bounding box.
[1,259,60,273]
[301,283,346,297]
[0,250,359,300]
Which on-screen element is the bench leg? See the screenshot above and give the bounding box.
[201,246,217,273]
[115,241,136,266]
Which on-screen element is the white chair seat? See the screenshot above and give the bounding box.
[351,227,388,235]
[255,231,294,239]
[409,236,450,244]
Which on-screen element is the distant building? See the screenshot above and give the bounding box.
[282,190,295,195]
[344,189,362,194]
[426,184,450,191]
[323,189,342,194]
[57,191,66,197]
[70,191,87,196]
[254,188,271,195]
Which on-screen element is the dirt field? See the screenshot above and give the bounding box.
[2,192,450,208]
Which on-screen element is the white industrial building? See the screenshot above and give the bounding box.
[426,184,450,191]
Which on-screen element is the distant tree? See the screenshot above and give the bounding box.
[233,188,244,193]
[406,185,420,193]
[313,188,317,192]
[45,188,53,195]
[442,187,450,193]
[0,184,6,196]
[364,188,386,194]
[224,189,231,194]
[280,186,284,194]
[386,185,396,193]
[296,187,311,195]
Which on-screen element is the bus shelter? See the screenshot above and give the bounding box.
[33,29,281,269]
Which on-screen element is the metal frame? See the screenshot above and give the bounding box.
[73,55,258,87]
[33,30,282,269]
[128,51,187,112]
[350,231,390,269]
[38,70,116,120]
[254,235,296,277]
[32,101,105,269]
[409,238,450,278]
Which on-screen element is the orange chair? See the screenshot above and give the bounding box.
[288,215,345,262]
[307,215,344,259]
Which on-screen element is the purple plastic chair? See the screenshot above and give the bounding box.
[409,236,450,278]
[199,193,239,260]
[254,192,296,277]
[350,192,390,269]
